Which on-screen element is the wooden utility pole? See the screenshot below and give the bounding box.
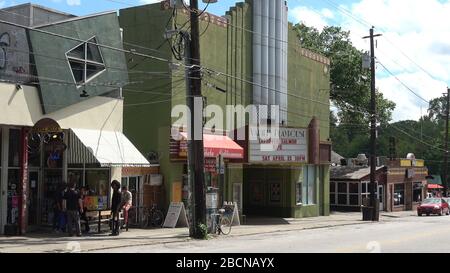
[188,0,206,237]
[363,27,382,221]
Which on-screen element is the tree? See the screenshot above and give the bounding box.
[294,24,395,125]
[294,24,396,156]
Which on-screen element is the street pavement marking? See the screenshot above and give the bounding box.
[335,224,450,253]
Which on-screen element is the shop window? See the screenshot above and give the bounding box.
[28,133,41,167]
[296,169,303,205]
[349,183,359,194]
[44,141,63,169]
[349,195,359,206]
[301,166,316,205]
[66,37,106,87]
[85,169,110,197]
[338,194,347,205]
[7,169,20,225]
[338,182,347,193]
[361,182,370,202]
[296,182,302,205]
[330,181,336,193]
[413,182,423,203]
[68,170,83,189]
[329,181,336,205]
[8,129,20,167]
[394,184,405,206]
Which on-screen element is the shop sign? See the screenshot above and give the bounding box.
[249,126,308,163]
[204,158,217,173]
[163,202,189,228]
[32,118,63,134]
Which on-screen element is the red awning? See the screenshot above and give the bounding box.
[428,184,444,189]
[180,132,244,159]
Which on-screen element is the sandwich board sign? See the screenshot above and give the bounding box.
[223,202,241,226]
[163,202,189,228]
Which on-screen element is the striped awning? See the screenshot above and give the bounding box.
[67,128,152,167]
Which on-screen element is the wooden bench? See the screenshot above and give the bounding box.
[81,210,124,234]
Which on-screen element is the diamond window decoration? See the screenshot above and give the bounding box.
[66,37,106,86]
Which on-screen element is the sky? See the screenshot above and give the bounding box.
[1,0,449,122]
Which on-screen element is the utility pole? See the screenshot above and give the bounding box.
[363,27,382,221]
[188,0,206,238]
[443,88,450,197]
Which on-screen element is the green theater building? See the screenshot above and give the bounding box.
[119,0,331,219]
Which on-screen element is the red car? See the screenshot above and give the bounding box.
[417,198,450,216]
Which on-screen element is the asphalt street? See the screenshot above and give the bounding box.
[96,214,450,253]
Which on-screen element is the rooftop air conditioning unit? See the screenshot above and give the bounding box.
[356,154,368,166]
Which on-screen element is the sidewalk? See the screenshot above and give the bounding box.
[0,211,414,253]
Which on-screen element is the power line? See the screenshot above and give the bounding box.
[318,0,438,82]
[377,61,429,104]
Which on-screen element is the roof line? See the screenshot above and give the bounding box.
[1,3,75,17]
[32,10,117,29]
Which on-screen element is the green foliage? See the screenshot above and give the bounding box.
[195,223,210,240]
[293,24,396,129]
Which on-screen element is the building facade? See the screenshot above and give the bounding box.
[331,158,428,212]
[120,0,331,219]
[0,4,151,235]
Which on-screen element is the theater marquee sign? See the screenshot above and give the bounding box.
[249,127,308,163]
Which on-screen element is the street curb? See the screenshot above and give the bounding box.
[81,221,375,252]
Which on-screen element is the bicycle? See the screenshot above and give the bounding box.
[141,204,165,228]
[213,206,234,235]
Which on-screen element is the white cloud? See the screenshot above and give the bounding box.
[139,0,162,4]
[289,6,332,31]
[322,0,450,122]
[66,0,81,6]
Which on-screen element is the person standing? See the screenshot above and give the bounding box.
[120,186,133,231]
[63,182,83,237]
[110,180,122,236]
[79,186,90,233]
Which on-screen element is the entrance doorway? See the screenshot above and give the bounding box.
[28,170,39,226]
[121,176,141,225]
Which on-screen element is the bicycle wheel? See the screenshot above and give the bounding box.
[151,210,165,227]
[219,216,232,235]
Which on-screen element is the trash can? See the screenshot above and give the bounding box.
[362,198,380,221]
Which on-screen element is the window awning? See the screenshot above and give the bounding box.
[69,128,152,167]
[179,132,244,159]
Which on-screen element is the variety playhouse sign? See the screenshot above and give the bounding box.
[249,126,308,163]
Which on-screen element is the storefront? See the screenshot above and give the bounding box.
[330,166,387,212]
[242,125,331,218]
[170,130,245,207]
[386,159,428,212]
[0,4,149,234]
[1,122,152,234]
[121,166,161,226]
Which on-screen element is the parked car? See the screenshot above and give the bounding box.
[417,198,450,216]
